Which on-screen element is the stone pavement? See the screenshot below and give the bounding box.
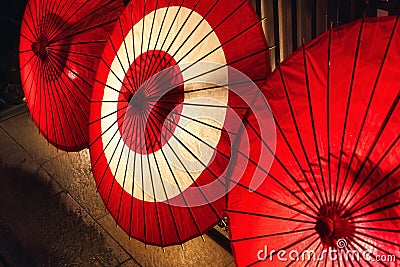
[0,110,234,267]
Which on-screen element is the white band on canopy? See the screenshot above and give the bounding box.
[100,7,228,202]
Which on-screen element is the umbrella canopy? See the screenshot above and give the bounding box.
[228,16,400,266]
[19,0,124,151]
[89,0,271,246]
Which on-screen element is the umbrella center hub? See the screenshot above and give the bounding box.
[129,89,149,113]
[32,35,49,61]
[315,203,354,247]
[118,50,184,154]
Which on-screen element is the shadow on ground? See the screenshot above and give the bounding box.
[0,164,123,267]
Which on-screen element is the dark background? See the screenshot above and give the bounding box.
[0,1,27,84]
[0,1,27,112]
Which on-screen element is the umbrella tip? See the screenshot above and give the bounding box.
[162,247,166,253]
[180,244,184,250]
[201,235,205,242]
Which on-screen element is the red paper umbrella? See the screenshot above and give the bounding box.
[89,0,271,246]
[227,16,400,266]
[19,0,124,151]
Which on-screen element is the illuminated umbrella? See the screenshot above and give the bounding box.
[227,16,400,266]
[89,0,272,246]
[19,0,124,151]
